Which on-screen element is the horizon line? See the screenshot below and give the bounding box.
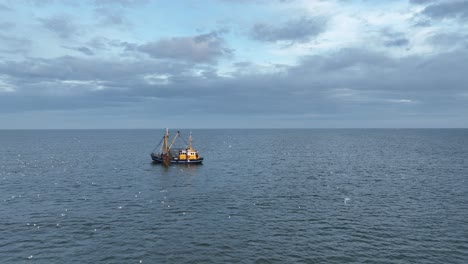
[1,127,467,130]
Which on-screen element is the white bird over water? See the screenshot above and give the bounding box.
[344,198,351,205]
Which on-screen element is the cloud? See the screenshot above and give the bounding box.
[130,32,232,64]
[0,45,467,129]
[0,55,199,113]
[62,46,95,56]
[1,0,467,128]
[38,15,80,39]
[0,56,192,84]
[422,1,468,19]
[0,34,32,54]
[384,38,410,47]
[275,48,468,123]
[250,17,326,43]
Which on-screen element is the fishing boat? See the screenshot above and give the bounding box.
[151,129,204,165]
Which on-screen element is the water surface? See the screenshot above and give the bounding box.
[1,129,467,263]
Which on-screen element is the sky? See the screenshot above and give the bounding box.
[0,0,467,129]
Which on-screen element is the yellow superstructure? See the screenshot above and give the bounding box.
[177,133,199,160]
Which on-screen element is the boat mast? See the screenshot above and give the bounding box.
[162,128,169,154]
[189,132,193,150]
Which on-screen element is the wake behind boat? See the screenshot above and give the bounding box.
[151,129,204,165]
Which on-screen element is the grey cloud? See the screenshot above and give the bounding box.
[288,49,468,102]
[0,55,196,111]
[283,49,468,117]
[62,46,95,56]
[250,17,326,43]
[38,15,80,39]
[0,54,218,114]
[121,41,137,51]
[384,38,410,47]
[233,61,253,68]
[87,37,110,50]
[0,34,32,54]
[0,56,192,83]
[133,32,232,64]
[1,47,467,127]
[422,1,468,19]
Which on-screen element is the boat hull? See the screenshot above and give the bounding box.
[151,153,204,164]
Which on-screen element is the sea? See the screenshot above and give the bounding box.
[0,129,467,263]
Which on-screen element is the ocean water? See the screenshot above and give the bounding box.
[0,129,467,263]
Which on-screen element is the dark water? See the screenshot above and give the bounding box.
[1,129,467,263]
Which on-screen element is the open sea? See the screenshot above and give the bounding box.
[0,129,467,263]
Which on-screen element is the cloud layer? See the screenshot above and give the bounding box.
[0,0,467,128]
